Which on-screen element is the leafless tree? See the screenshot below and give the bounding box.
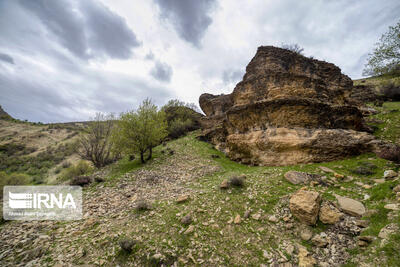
[78,113,120,168]
[281,43,304,55]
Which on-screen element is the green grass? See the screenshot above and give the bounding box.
[368,102,400,144]
[25,128,399,266]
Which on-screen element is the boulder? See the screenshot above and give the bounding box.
[298,246,316,267]
[384,170,398,179]
[311,234,328,247]
[393,184,400,193]
[335,195,365,217]
[319,202,343,224]
[284,171,311,184]
[384,204,399,211]
[199,46,378,166]
[289,190,321,225]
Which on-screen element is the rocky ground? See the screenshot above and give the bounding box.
[0,126,399,266]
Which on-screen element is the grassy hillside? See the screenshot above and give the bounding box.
[0,120,84,184]
[354,72,400,93]
[1,127,399,266]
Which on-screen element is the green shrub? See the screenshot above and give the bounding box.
[59,161,93,181]
[0,172,31,198]
[161,99,201,139]
[168,118,193,138]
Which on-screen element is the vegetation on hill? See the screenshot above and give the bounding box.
[162,99,202,139]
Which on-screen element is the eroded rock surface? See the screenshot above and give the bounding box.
[199,46,378,166]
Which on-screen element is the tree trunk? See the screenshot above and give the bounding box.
[140,151,145,163]
[146,147,152,161]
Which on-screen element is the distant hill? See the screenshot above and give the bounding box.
[0,105,12,120]
[353,71,400,93]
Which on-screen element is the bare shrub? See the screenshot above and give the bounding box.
[229,176,245,187]
[70,176,92,186]
[79,113,120,168]
[281,43,304,55]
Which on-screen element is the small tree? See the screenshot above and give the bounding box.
[113,99,167,163]
[281,43,304,55]
[363,20,400,76]
[78,113,119,168]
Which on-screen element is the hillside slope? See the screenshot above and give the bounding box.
[0,119,83,184]
[1,126,399,266]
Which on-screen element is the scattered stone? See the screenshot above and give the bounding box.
[335,195,366,217]
[286,244,295,256]
[220,179,229,189]
[251,213,261,220]
[234,214,241,224]
[284,171,311,185]
[181,215,192,225]
[176,194,190,203]
[300,228,313,241]
[384,204,399,211]
[358,236,375,243]
[384,170,398,180]
[378,223,399,239]
[119,238,137,253]
[319,166,335,173]
[334,173,344,179]
[311,234,328,247]
[355,220,369,228]
[393,184,400,193]
[373,179,385,184]
[362,184,372,189]
[319,202,343,224]
[184,225,194,235]
[152,253,163,261]
[298,246,316,267]
[243,210,251,219]
[357,240,369,247]
[289,190,321,225]
[268,215,278,223]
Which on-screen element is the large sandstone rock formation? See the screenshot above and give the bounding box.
[199,46,378,166]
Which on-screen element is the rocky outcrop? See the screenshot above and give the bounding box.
[199,46,379,166]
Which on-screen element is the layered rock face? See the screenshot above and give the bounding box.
[199,46,377,166]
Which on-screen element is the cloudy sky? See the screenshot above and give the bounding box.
[0,0,399,122]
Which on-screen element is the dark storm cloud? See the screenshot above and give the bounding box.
[150,61,173,82]
[80,0,141,59]
[0,0,170,122]
[0,53,15,64]
[222,69,244,84]
[154,0,216,47]
[19,0,140,60]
